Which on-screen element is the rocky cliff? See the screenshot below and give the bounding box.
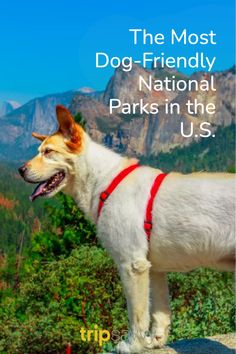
[0,100,21,117]
[71,64,235,156]
[0,91,78,160]
[0,65,235,161]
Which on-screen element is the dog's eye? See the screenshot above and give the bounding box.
[44,148,53,155]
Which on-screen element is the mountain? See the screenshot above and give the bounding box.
[140,123,235,173]
[0,100,21,117]
[0,65,235,162]
[71,64,235,156]
[100,66,235,155]
[75,87,95,94]
[0,91,77,161]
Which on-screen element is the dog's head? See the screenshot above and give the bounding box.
[18,105,85,201]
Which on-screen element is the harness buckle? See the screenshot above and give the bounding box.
[144,220,152,232]
[100,191,110,202]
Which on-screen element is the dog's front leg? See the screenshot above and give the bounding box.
[116,258,151,354]
[149,270,171,348]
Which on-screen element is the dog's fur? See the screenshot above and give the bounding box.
[19,105,235,353]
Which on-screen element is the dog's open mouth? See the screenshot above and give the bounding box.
[30,170,65,202]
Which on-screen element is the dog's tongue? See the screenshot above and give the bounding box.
[30,181,47,202]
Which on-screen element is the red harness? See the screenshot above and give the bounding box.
[97,163,168,241]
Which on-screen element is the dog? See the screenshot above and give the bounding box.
[19,105,235,353]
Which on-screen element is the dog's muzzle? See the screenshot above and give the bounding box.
[18,164,27,178]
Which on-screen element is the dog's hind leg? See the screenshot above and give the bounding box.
[149,270,171,348]
[116,258,151,354]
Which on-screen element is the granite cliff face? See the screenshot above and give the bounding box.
[103,64,178,109]
[0,91,77,160]
[0,100,21,117]
[0,65,235,161]
[71,64,235,156]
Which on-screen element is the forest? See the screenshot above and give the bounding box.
[0,123,235,353]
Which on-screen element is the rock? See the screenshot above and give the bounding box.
[103,64,176,110]
[69,94,122,144]
[102,333,236,354]
[0,65,235,161]
[0,90,77,161]
[0,100,21,117]
[101,64,236,155]
[145,333,236,353]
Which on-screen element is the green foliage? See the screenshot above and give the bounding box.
[141,124,236,173]
[0,246,127,353]
[30,193,96,262]
[0,162,44,254]
[74,112,87,129]
[168,269,235,341]
[0,162,45,288]
[227,165,236,173]
[0,255,234,352]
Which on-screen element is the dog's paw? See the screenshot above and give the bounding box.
[116,338,146,354]
[116,335,154,354]
[116,340,132,353]
[149,325,170,349]
[148,335,167,349]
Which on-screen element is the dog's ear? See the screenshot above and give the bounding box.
[56,105,84,152]
[56,105,75,137]
[32,132,48,141]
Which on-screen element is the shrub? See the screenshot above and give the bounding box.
[0,248,234,353]
[0,246,127,353]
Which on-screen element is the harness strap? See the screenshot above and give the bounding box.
[144,173,168,241]
[97,163,140,218]
[97,164,168,242]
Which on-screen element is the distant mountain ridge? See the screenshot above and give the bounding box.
[0,91,76,157]
[0,100,21,117]
[0,65,235,161]
[71,64,235,156]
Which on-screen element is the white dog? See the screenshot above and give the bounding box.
[19,105,235,353]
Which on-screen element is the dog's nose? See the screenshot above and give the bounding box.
[18,164,27,177]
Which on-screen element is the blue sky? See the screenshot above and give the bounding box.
[0,0,234,104]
